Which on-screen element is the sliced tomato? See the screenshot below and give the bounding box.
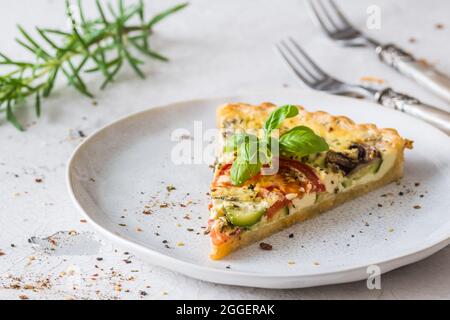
[211,163,232,187]
[266,197,290,219]
[278,158,325,193]
[212,159,325,193]
[217,163,232,173]
[210,228,230,245]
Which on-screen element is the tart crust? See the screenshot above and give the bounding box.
[216,102,407,152]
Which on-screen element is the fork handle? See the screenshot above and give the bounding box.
[376,44,450,103]
[376,88,450,135]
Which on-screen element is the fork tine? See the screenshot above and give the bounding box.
[287,38,328,79]
[315,0,340,30]
[276,41,314,86]
[286,40,328,81]
[327,0,353,28]
[305,0,335,35]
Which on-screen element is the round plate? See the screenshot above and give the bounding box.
[67,90,450,289]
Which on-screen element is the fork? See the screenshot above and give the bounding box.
[305,0,450,103]
[276,38,450,134]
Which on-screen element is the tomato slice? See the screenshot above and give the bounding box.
[217,163,232,173]
[211,163,232,187]
[278,158,326,193]
[212,159,325,193]
[266,197,290,219]
[210,227,230,245]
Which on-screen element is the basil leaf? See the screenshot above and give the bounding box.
[237,134,260,161]
[230,159,261,186]
[224,133,257,153]
[263,105,298,137]
[279,126,329,158]
[230,135,261,186]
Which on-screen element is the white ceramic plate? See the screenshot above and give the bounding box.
[67,90,450,289]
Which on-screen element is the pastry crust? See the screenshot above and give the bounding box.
[216,102,407,152]
[210,102,411,260]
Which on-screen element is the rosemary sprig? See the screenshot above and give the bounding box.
[0,0,188,131]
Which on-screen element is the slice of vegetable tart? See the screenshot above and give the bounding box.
[208,103,412,260]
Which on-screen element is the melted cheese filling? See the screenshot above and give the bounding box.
[351,152,396,187]
[289,192,316,214]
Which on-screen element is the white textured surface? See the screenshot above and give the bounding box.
[0,0,449,299]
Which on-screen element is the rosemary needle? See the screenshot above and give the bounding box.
[0,0,188,131]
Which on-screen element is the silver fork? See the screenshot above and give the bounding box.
[305,0,450,103]
[276,38,450,134]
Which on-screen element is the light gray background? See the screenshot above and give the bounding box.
[0,0,449,299]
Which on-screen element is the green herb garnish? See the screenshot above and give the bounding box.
[279,125,329,158]
[227,105,329,185]
[0,0,188,130]
[263,104,298,138]
[229,134,262,186]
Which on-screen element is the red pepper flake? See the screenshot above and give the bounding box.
[259,242,273,251]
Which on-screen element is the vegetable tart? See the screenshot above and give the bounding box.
[208,103,412,260]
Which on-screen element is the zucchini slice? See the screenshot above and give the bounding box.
[224,202,266,227]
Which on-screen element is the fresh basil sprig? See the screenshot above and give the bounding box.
[263,104,298,138]
[230,135,262,186]
[227,105,329,186]
[279,126,329,158]
[224,133,256,153]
